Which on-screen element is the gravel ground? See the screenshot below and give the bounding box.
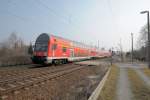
[0,59,109,100]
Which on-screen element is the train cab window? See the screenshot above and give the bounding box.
[52,44,57,50]
[62,47,67,52]
[35,43,47,51]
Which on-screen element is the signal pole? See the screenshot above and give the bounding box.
[98,40,99,49]
[131,33,133,63]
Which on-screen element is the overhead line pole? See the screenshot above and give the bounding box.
[98,40,99,49]
[131,33,133,63]
[140,10,150,69]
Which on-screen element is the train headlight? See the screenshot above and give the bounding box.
[33,52,36,55]
[44,52,47,56]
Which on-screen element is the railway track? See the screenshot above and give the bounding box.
[0,63,86,98]
[0,63,69,81]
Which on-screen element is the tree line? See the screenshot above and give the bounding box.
[126,25,147,62]
[0,32,33,66]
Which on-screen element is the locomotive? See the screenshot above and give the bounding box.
[32,33,111,64]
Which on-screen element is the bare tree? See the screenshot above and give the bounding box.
[118,39,123,62]
[137,25,148,48]
[134,24,149,61]
[0,32,31,66]
[8,32,18,49]
[28,42,33,55]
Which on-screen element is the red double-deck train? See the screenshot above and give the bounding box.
[32,33,111,64]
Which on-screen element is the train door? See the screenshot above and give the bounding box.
[52,43,57,57]
[70,49,74,57]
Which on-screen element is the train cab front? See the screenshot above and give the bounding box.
[32,33,50,64]
[32,51,47,64]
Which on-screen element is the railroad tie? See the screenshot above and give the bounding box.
[46,80,50,83]
[0,87,6,91]
[17,82,25,85]
[8,84,16,88]
[33,84,38,87]
[24,87,30,90]
[14,90,20,95]
[41,82,45,85]
[26,80,33,83]
[0,95,8,100]
[31,78,38,81]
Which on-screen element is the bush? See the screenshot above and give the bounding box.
[0,32,32,66]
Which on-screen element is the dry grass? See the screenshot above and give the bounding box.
[128,69,150,100]
[143,68,150,77]
[98,65,119,100]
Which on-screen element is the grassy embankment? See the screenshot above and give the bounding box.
[128,69,150,100]
[98,65,119,100]
[143,67,150,76]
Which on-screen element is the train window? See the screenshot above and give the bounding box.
[52,44,57,50]
[62,47,67,52]
[35,43,47,51]
[54,39,57,42]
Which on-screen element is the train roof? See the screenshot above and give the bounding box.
[38,33,96,49]
[35,33,49,43]
[37,33,110,53]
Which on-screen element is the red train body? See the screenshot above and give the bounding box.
[32,33,111,64]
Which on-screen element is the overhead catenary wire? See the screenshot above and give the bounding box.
[1,0,94,46]
[4,0,30,22]
[34,0,85,32]
[33,0,92,46]
[6,0,87,33]
[35,0,69,23]
[3,0,86,37]
[1,0,59,30]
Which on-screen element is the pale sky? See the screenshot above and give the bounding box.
[0,0,150,51]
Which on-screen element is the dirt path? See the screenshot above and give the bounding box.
[116,64,133,100]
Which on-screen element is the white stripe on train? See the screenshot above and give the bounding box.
[45,56,106,64]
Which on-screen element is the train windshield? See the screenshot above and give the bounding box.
[34,43,48,51]
[34,33,49,52]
